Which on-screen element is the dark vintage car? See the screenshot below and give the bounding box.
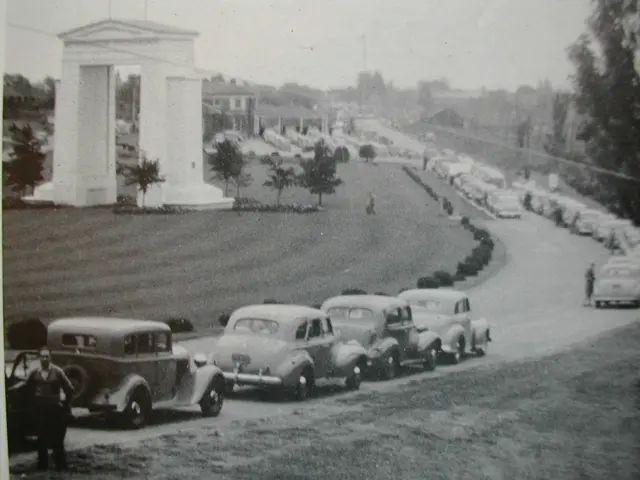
[47,317,226,428]
[321,295,442,379]
[210,304,368,400]
[4,350,40,440]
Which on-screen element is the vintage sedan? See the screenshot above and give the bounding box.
[486,191,523,219]
[321,295,441,379]
[593,263,640,308]
[47,317,225,428]
[211,305,368,400]
[398,289,491,363]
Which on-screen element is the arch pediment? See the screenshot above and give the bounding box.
[59,19,198,44]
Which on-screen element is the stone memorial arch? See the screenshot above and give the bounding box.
[31,18,233,209]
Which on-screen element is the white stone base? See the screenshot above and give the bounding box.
[163,183,234,210]
[23,181,54,203]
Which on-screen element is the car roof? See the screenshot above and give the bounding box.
[398,288,467,302]
[321,295,408,311]
[229,304,325,324]
[48,317,170,335]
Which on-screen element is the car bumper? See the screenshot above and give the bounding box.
[222,371,283,386]
[593,294,640,303]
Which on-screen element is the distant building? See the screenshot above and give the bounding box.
[202,80,257,138]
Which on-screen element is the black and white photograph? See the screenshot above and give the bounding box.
[1,0,639,478]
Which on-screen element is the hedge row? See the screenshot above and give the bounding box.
[233,197,319,214]
[402,166,439,202]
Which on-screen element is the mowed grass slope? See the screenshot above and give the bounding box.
[3,161,475,328]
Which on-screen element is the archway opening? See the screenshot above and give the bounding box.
[114,65,141,203]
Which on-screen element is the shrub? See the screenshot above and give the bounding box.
[164,317,194,333]
[457,260,479,277]
[334,146,350,163]
[7,317,47,350]
[397,287,410,294]
[218,313,230,327]
[473,228,490,241]
[341,288,367,295]
[263,298,281,304]
[117,194,136,206]
[374,291,389,296]
[453,272,467,282]
[460,216,470,226]
[432,270,454,287]
[417,276,440,288]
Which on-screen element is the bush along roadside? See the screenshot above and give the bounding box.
[232,197,319,214]
[402,166,439,202]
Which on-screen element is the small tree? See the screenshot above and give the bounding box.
[298,141,343,206]
[209,139,243,196]
[359,144,376,162]
[5,123,45,196]
[263,156,296,206]
[122,156,165,208]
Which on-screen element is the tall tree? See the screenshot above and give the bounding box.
[122,156,165,208]
[297,141,343,206]
[359,144,376,163]
[209,139,243,196]
[262,156,296,206]
[569,0,640,222]
[5,123,45,196]
[544,93,570,156]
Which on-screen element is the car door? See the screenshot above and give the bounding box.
[134,332,160,401]
[305,318,332,378]
[154,331,177,401]
[385,308,411,361]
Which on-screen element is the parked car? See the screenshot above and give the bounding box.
[47,317,225,428]
[5,350,40,440]
[321,295,441,379]
[398,289,491,363]
[594,218,633,242]
[486,191,523,218]
[571,208,607,235]
[593,263,640,308]
[211,305,368,400]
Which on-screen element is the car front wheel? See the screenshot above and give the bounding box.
[200,378,224,417]
[423,347,437,371]
[380,352,399,380]
[124,388,151,429]
[294,368,314,401]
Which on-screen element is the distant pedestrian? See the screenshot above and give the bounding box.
[422,150,429,171]
[26,347,75,471]
[584,262,595,306]
[553,206,563,227]
[366,192,376,215]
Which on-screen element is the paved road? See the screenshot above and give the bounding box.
[10,203,639,468]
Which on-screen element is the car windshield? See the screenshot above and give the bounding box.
[233,318,280,335]
[327,307,375,322]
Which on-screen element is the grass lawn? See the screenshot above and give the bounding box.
[2,160,477,331]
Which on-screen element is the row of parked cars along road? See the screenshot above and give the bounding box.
[425,145,640,308]
[6,289,491,437]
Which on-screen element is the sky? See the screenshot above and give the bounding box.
[4,0,593,91]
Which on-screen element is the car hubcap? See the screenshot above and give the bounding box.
[131,401,141,416]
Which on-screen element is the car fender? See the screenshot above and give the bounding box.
[330,340,368,373]
[440,324,466,353]
[92,373,149,412]
[190,364,225,404]
[368,336,399,360]
[274,350,314,387]
[471,318,491,348]
[416,330,441,354]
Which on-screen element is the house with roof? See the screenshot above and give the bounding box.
[202,79,256,138]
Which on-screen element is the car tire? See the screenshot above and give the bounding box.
[380,352,399,380]
[423,347,437,371]
[62,364,90,401]
[294,368,314,401]
[124,388,151,429]
[595,301,602,308]
[451,336,465,364]
[200,377,224,417]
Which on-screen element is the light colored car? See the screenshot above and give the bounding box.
[321,295,441,379]
[48,318,225,428]
[210,305,367,400]
[593,263,640,308]
[571,208,607,235]
[594,218,633,242]
[487,191,523,218]
[398,289,491,363]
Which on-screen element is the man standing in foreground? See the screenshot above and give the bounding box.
[26,347,75,471]
[584,262,596,307]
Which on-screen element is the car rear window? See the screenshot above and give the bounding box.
[327,307,374,321]
[233,318,279,335]
[61,334,97,349]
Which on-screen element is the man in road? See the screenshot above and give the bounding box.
[26,347,75,471]
[584,262,596,306]
[366,192,376,215]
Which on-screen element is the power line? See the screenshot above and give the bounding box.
[423,123,640,184]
